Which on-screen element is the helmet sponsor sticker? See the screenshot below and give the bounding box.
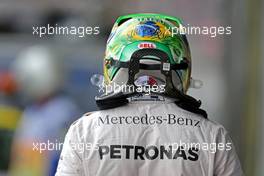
[138,42,156,49]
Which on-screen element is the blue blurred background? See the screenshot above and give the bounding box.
[0,0,263,175]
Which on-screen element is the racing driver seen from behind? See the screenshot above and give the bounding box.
[55,13,244,176]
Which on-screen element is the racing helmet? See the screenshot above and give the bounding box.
[97,13,206,118]
[104,13,191,94]
[11,46,64,101]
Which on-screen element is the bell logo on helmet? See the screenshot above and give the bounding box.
[138,42,156,49]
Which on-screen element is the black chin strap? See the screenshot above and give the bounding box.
[109,57,188,70]
[96,49,207,118]
[96,92,134,110]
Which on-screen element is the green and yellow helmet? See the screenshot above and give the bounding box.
[104,13,191,94]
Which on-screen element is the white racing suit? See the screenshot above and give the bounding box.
[56,96,244,176]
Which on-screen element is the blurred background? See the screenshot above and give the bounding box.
[0,0,262,175]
